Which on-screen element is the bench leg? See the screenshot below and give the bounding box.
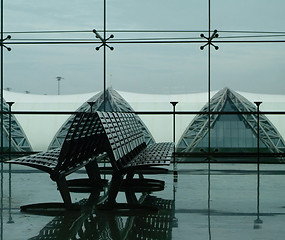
[85,161,104,187]
[126,171,135,182]
[126,171,144,182]
[123,170,165,193]
[57,177,73,209]
[125,190,138,204]
[98,172,158,211]
[99,172,123,209]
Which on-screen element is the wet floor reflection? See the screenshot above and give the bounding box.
[207,161,212,240]
[28,195,175,240]
[3,163,285,239]
[0,162,177,240]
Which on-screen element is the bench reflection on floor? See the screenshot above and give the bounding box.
[28,195,175,240]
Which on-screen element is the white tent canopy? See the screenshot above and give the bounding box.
[3,89,285,151]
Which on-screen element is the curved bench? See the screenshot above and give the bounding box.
[97,112,174,209]
[7,112,106,210]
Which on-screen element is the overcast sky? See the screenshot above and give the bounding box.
[2,0,285,95]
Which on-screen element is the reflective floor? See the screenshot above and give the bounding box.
[1,163,285,239]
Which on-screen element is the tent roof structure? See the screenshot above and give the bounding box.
[176,87,285,153]
[0,97,32,152]
[3,87,285,152]
[48,88,155,150]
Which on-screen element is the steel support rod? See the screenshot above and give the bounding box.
[1,0,4,238]
[207,1,212,239]
[7,102,14,224]
[103,0,106,111]
[254,101,263,225]
[170,101,178,179]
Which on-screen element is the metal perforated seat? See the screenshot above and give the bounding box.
[7,112,106,210]
[97,111,174,209]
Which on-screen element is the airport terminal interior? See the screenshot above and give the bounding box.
[1,87,285,239]
[1,1,285,239]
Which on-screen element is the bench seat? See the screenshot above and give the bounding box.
[9,148,61,173]
[96,111,174,209]
[7,112,105,210]
[126,142,173,168]
[7,110,174,211]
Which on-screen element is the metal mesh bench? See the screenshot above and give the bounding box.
[7,112,106,210]
[97,111,174,209]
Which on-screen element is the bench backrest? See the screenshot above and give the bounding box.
[54,112,105,174]
[97,111,147,171]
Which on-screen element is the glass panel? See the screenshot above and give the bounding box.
[190,94,285,157]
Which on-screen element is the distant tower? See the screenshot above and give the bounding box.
[56,76,64,95]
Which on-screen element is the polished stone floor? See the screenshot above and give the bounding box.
[1,163,285,239]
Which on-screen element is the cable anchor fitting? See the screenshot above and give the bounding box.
[1,35,12,51]
[200,30,219,50]
[93,29,114,51]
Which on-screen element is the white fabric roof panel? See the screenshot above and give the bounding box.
[3,89,285,151]
[4,91,97,151]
